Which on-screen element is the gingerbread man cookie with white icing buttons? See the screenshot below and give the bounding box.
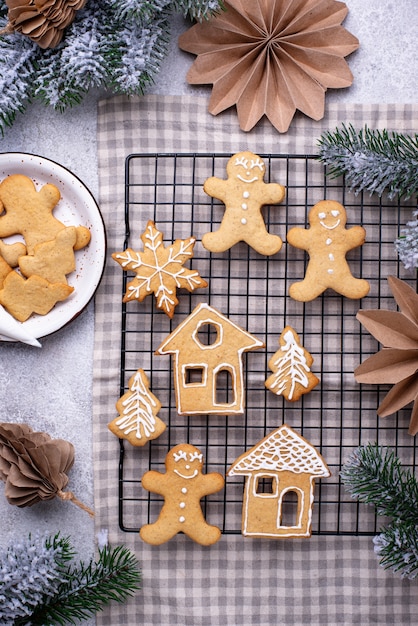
[139,443,224,546]
[202,151,285,255]
[287,200,370,301]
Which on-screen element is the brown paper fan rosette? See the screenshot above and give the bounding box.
[0,423,94,516]
[178,0,359,133]
[354,276,418,436]
[1,0,86,49]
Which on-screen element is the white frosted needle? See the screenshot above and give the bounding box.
[0,305,41,347]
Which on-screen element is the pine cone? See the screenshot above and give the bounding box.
[4,0,87,49]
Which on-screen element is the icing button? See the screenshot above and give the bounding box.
[181,487,187,493]
[241,218,247,225]
[241,203,248,210]
[179,502,186,508]
[326,238,332,245]
[243,191,250,198]
[179,516,186,523]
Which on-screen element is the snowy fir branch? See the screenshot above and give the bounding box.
[317,124,418,200]
[395,210,418,270]
[340,444,418,578]
[0,533,141,625]
[0,0,222,135]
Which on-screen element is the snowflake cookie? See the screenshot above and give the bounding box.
[265,326,319,401]
[112,220,208,318]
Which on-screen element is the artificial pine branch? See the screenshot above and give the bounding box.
[341,444,418,578]
[0,533,141,625]
[29,544,141,626]
[0,0,222,135]
[317,123,418,199]
[395,210,418,270]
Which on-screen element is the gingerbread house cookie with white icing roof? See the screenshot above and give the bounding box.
[228,424,330,538]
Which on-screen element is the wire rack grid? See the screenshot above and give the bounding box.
[115,152,417,537]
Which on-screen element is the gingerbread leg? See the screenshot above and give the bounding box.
[245,232,282,256]
[183,520,222,546]
[202,226,240,253]
[139,520,181,545]
[289,278,327,302]
[333,276,370,299]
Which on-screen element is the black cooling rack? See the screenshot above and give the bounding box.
[117,152,417,536]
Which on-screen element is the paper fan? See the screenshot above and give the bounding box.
[179,0,359,132]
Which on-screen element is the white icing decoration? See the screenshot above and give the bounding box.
[243,191,250,198]
[174,469,198,480]
[320,219,340,230]
[268,329,311,400]
[179,516,185,523]
[331,210,340,217]
[237,175,258,183]
[228,425,330,538]
[328,269,334,274]
[241,218,247,225]
[181,487,187,494]
[328,253,334,261]
[156,303,264,415]
[115,370,159,439]
[241,203,248,209]
[173,449,188,462]
[326,238,332,245]
[179,502,186,509]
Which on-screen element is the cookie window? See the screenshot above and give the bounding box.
[183,364,208,387]
[192,320,223,349]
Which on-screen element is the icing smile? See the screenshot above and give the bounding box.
[174,469,198,479]
[320,219,340,230]
[237,175,259,183]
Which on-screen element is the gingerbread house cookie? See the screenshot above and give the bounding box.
[228,425,330,538]
[155,302,264,415]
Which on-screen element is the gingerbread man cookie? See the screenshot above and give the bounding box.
[202,151,285,255]
[0,174,90,254]
[287,200,370,301]
[140,443,224,546]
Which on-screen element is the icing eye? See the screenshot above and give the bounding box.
[331,210,340,217]
[173,450,188,462]
[318,212,326,219]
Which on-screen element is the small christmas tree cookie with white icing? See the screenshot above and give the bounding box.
[265,326,319,401]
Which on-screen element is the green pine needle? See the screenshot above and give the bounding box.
[317,124,418,199]
[341,444,418,578]
[26,544,141,626]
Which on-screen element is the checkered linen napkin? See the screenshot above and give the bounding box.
[94,97,417,625]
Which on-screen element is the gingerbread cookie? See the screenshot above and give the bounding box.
[0,271,73,322]
[18,226,77,284]
[0,240,26,267]
[0,174,90,254]
[287,200,370,301]
[140,443,224,545]
[108,369,166,446]
[112,220,208,318]
[202,151,285,255]
[265,326,319,401]
[155,302,264,415]
[227,425,330,538]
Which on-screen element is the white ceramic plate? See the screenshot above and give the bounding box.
[0,152,106,342]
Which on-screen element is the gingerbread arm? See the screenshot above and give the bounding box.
[286,226,311,250]
[196,472,224,497]
[203,176,228,202]
[264,182,286,204]
[141,470,167,496]
[345,225,366,248]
